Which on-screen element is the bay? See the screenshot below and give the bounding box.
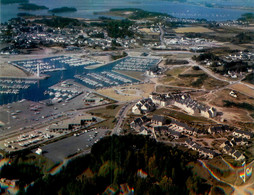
[1,0,254,23]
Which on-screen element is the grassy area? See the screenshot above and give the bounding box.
[151,108,215,124]
[203,77,228,90]
[156,85,184,93]
[89,104,122,118]
[165,67,188,77]
[89,104,123,129]
[160,67,227,90]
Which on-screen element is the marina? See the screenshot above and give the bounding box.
[11,56,100,75]
[112,57,161,72]
[0,79,37,95]
[45,80,88,103]
[74,70,138,89]
[0,56,158,104]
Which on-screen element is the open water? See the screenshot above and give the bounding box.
[1,0,254,23]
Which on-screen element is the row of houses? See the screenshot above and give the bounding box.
[170,120,200,136]
[131,114,203,139]
[185,139,217,159]
[233,129,253,139]
[149,93,217,118]
[208,125,231,134]
[220,140,246,161]
[154,125,182,139]
[221,145,245,161]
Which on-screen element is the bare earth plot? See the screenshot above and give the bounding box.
[0,63,30,78]
[198,89,254,124]
[174,26,214,33]
[96,83,155,102]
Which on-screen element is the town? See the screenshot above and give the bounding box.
[0,4,254,195]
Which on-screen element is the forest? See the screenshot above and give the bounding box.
[0,135,212,195]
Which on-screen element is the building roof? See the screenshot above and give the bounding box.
[152,115,165,122]
[233,151,243,158]
[154,126,168,132]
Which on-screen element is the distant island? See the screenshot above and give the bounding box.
[49,7,77,13]
[18,3,49,11]
[2,0,28,4]
[95,8,172,20]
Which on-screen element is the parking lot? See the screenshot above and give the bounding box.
[41,128,108,162]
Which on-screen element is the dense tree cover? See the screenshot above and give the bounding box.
[193,53,250,75]
[34,17,83,28]
[106,19,134,38]
[193,53,219,62]
[192,74,208,87]
[223,100,254,112]
[0,163,42,188]
[223,60,249,73]
[165,59,189,65]
[243,73,254,84]
[18,3,48,10]
[192,66,200,70]
[238,13,254,22]
[109,8,172,20]
[22,135,209,195]
[231,32,254,44]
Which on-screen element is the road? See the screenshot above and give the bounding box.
[159,25,165,46]
[112,101,137,135]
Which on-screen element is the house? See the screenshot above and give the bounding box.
[35,148,42,155]
[139,126,149,135]
[49,123,71,131]
[130,116,150,130]
[151,115,166,126]
[232,151,245,161]
[154,126,168,133]
[233,129,253,139]
[132,98,156,115]
[199,148,216,159]
[231,137,248,146]
[185,139,216,159]
[81,117,97,123]
[221,145,245,161]
[130,118,143,129]
[220,140,234,148]
[168,129,182,139]
[208,125,230,134]
[171,120,197,136]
